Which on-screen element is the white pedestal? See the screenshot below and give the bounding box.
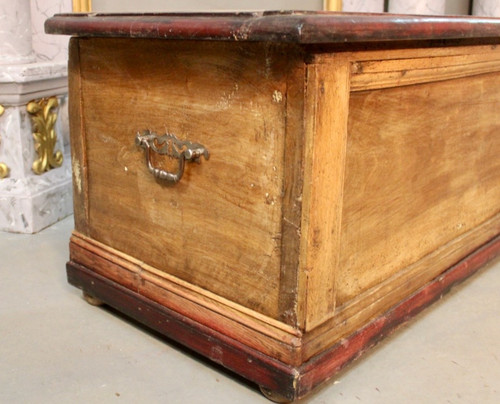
[0,0,35,65]
[0,62,72,233]
[0,0,72,233]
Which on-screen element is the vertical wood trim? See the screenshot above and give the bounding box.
[298,56,351,331]
[278,49,306,326]
[68,38,89,234]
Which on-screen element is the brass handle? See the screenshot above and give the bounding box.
[135,130,209,184]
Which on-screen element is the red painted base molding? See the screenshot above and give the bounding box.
[67,235,500,402]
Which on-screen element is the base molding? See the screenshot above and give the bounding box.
[67,234,500,401]
[67,261,300,401]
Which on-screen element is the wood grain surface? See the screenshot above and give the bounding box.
[67,31,500,396]
[77,38,303,320]
[69,232,303,365]
[351,45,500,91]
[338,70,500,306]
[298,54,351,331]
[68,38,89,235]
[67,233,500,401]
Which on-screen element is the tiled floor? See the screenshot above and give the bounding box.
[1,216,499,403]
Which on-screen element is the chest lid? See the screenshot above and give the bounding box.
[46,11,500,44]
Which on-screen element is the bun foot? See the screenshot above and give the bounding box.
[259,386,291,403]
[83,291,104,306]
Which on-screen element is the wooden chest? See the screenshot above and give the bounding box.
[47,12,500,401]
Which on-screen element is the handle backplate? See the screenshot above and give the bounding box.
[135,130,209,184]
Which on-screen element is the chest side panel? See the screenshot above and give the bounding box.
[300,46,500,361]
[339,64,500,306]
[78,38,291,319]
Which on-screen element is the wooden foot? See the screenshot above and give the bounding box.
[83,291,104,306]
[260,386,291,403]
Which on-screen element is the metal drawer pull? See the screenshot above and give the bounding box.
[135,130,209,184]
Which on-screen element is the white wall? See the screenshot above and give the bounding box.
[473,0,500,16]
[342,0,384,12]
[92,0,475,15]
[92,0,323,12]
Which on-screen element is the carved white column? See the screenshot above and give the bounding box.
[389,0,446,15]
[0,0,36,64]
[0,0,72,233]
[343,0,384,13]
[473,0,500,17]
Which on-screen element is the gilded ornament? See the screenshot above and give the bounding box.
[0,104,10,179]
[72,0,92,13]
[27,97,63,175]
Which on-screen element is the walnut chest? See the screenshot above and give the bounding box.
[46,12,500,401]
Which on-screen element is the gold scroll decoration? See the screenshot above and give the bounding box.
[27,97,63,175]
[0,104,9,179]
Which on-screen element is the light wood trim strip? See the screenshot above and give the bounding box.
[298,55,351,331]
[70,232,302,340]
[301,212,500,361]
[70,234,302,365]
[278,51,306,326]
[316,44,500,64]
[351,47,500,91]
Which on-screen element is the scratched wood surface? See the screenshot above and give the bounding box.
[350,46,500,91]
[297,54,351,331]
[62,22,500,399]
[69,33,500,377]
[337,69,500,307]
[76,38,304,320]
[296,45,500,360]
[46,12,500,44]
[68,38,89,235]
[69,232,303,365]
